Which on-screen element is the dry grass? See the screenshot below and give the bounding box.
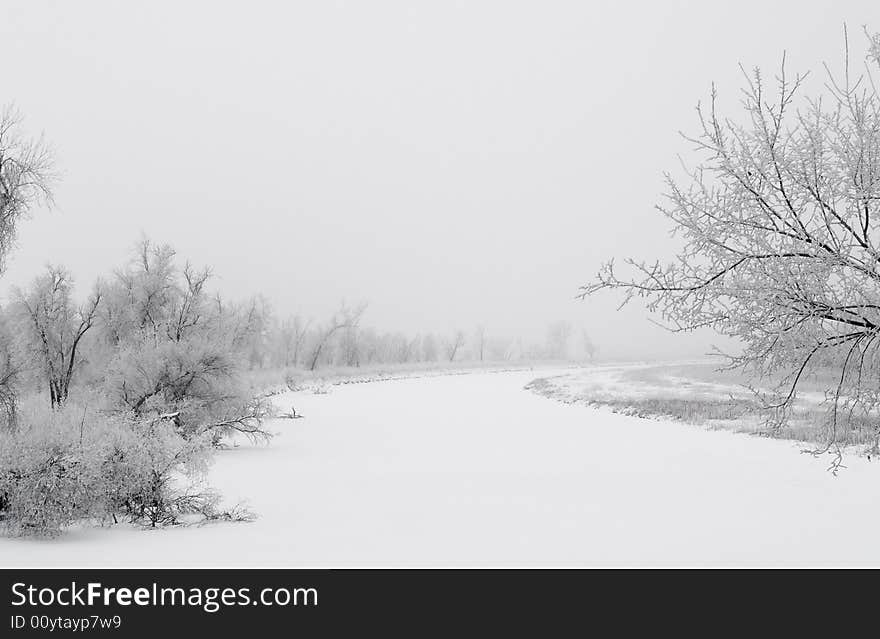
[527,362,880,451]
[594,396,758,423]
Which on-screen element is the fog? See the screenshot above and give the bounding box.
[1,1,873,359]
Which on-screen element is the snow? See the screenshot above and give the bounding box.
[2,367,879,567]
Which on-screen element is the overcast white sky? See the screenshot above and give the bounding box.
[1,1,876,359]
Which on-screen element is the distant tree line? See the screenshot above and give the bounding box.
[244,311,599,371]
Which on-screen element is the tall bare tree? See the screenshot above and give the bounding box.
[581,28,880,461]
[579,330,596,362]
[545,321,572,359]
[236,295,273,369]
[444,330,466,362]
[13,266,102,407]
[421,333,439,362]
[0,104,56,271]
[307,303,367,371]
[0,319,20,428]
[474,325,487,361]
[274,314,310,367]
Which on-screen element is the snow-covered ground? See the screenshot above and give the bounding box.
[2,367,879,567]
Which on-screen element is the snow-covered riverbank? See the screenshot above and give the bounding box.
[2,368,878,567]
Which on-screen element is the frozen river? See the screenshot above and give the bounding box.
[2,368,879,567]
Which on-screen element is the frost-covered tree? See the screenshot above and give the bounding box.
[581,29,880,459]
[421,333,438,362]
[0,317,20,428]
[443,330,465,362]
[306,303,366,371]
[545,321,572,360]
[406,334,422,363]
[473,325,487,361]
[355,327,380,365]
[234,295,273,370]
[581,330,598,362]
[272,314,310,368]
[385,332,418,364]
[98,240,272,442]
[487,336,514,361]
[12,266,101,407]
[0,105,55,272]
[338,325,362,367]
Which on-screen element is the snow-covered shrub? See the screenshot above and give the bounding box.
[0,396,218,536]
[0,399,123,535]
[0,442,99,536]
[98,415,215,527]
